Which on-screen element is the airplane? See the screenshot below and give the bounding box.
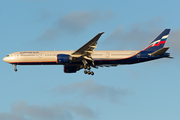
[3,29,172,75]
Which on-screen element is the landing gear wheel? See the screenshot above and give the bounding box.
[13,64,17,72]
[84,70,88,74]
[84,66,87,69]
[87,71,91,75]
[90,72,94,75]
[80,65,84,69]
[87,66,91,70]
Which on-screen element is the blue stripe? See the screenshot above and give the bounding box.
[161,38,167,41]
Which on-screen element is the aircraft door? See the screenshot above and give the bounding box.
[16,54,19,58]
[38,53,42,58]
[106,52,110,58]
[136,53,141,58]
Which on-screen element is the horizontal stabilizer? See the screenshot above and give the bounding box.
[165,56,174,59]
[149,47,169,56]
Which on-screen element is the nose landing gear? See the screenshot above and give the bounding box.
[12,64,17,72]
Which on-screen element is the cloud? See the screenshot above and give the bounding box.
[38,27,60,41]
[0,113,25,120]
[58,11,101,34]
[167,29,180,54]
[53,80,129,104]
[38,10,113,41]
[103,17,180,54]
[36,9,52,22]
[0,102,97,120]
[103,17,164,50]
[68,104,96,119]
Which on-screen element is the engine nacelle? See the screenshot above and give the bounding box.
[64,65,80,73]
[57,54,72,63]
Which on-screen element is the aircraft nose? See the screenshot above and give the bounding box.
[3,57,8,62]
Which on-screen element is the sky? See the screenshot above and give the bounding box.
[0,0,180,120]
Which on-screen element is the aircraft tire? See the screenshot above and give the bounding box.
[90,72,94,75]
[84,66,87,69]
[84,70,88,74]
[80,65,84,69]
[87,66,91,70]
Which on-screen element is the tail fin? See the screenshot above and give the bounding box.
[143,29,171,52]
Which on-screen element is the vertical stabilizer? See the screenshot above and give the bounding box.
[143,29,170,52]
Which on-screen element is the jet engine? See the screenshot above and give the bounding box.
[64,65,80,73]
[57,54,72,63]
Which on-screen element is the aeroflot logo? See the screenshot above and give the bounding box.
[148,35,168,47]
[149,40,161,46]
[20,52,39,53]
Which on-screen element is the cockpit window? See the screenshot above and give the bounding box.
[6,55,9,57]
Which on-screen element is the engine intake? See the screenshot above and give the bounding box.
[57,54,72,63]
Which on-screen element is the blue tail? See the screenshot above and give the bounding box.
[143,29,171,52]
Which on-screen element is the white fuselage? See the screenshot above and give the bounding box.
[3,50,140,64]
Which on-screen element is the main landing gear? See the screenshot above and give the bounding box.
[80,65,94,75]
[81,59,95,75]
[84,70,94,75]
[13,64,17,72]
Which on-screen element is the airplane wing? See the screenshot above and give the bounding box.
[72,32,104,56]
[71,32,104,65]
